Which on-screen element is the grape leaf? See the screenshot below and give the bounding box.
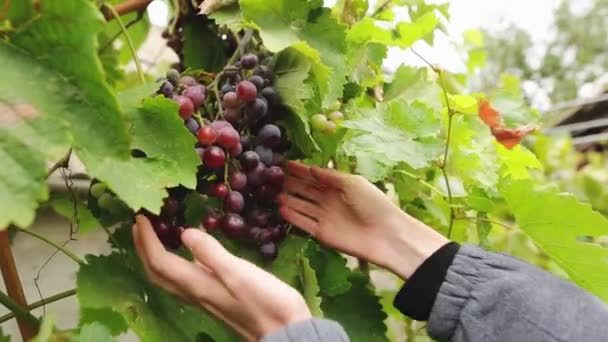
[341,111,442,181]
[80,308,129,336]
[395,11,439,48]
[208,4,243,29]
[77,253,238,342]
[321,272,388,342]
[69,323,114,342]
[347,18,393,46]
[9,0,131,159]
[496,144,542,180]
[332,0,368,25]
[0,0,34,25]
[305,242,352,296]
[0,130,49,228]
[182,15,228,73]
[383,66,441,108]
[49,192,101,234]
[501,179,608,301]
[240,0,347,106]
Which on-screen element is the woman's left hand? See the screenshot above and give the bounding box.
[132,215,311,341]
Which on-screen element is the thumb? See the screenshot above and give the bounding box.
[181,229,241,286]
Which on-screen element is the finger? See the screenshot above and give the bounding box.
[277,193,322,217]
[135,217,232,305]
[279,205,319,236]
[310,166,347,188]
[286,161,315,181]
[283,177,323,203]
[181,229,244,290]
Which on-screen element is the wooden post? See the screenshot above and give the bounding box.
[0,230,37,341]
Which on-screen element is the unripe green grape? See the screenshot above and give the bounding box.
[166,69,180,85]
[327,100,341,112]
[328,111,344,123]
[324,121,337,134]
[97,193,115,210]
[90,183,107,198]
[310,114,328,131]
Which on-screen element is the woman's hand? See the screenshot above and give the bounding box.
[278,161,448,279]
[132,215,311,341]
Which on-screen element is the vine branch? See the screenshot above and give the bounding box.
[411,47,456,238]
[102,2,146,84]
[99,10,145,53]
[0,231,38,339]
[13,227,84,265]
[47,150,71,177]
[455,216,516,231]
[0,289,76,324]
[0,291,40,330]
[102,0,153,21]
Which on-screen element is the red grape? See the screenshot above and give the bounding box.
[265,166,285,186]
[197,126,218,145]
[325,121,337,134]
[236,81,257,102]
[183,85,206,108]
[210,120,232,131]
[223,107,241,126]
[223,91,239,108]
[202,212,221,230]
[166,69,180,85]
[240,151,260,171]
[221,213,246,239]
[260,242,278,260]
[241,53,259,69]
[246,226,263,242]
[255,145,273,165]
[179,76,197,87]
[229,170,247,190]
[261,87,280,107]
[245,98,268,120]
[173,95,195,120]
[161,197,179,218]
[186,118,200,135]
[248,209,271,227]
[257,124,281,147]
[211,183,229,199]
[217,127,240,149]
[228,143,243,157]
[224,191,245,213]
[247,162,267,187]
[254,184,279,204]
[248,75,265,90]
[203,146,226,167]
[160,81,174,97]
[223,65,239,78]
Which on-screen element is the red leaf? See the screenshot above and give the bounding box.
[478,99,502,128]
[491,125,536,149]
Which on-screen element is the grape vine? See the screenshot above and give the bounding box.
[0,0,606,341]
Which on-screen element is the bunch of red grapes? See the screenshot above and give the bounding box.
[145,52,290,260]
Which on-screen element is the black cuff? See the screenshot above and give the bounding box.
[393,242,460,321]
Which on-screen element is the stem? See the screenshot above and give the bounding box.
[47,150,71,177]
[0,291,39,330]
[411,47,456,238]
[99,11,144,53]
[371,0,392,17]
[0,0,10,21]
[102,0,152,20]
[0,231,38,339]
[13,227,84,265]
[455,216,516,231]
[357,259,370,274]
[0,289,76,324]
[390,170,445,196]
[103,3,146,85]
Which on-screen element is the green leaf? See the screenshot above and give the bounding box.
[80,308,129,336]
[182,15,228,73]
[305,242,352,296]
[9,0,131,159]
[347,18,393,46]
[332,0,368,25]
[341,110,442,181]
[395,11,439,48]
[240,1,347,106]
[496,144,542,180]
[383,66,441,107]
[69,323,114,342]
[209,4,243,29]
[49,192,101,234]
[502,179,608,301]
[77,253,238,342]
[322,272,388,342]
[0,130,49,228]
[0,0,34,25]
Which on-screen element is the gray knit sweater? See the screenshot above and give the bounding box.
[262,244,608,342]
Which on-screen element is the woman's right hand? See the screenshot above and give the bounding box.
[279,161,448,279]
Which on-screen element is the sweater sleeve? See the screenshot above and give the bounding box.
[260,318,349,342]
[396,243,608,342]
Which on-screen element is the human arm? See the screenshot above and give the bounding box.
[279,162,608,342]
[132,215,349,342]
